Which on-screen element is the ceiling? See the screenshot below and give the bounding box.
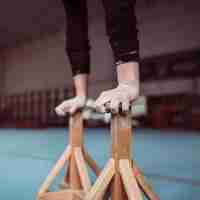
[0,0,65,48]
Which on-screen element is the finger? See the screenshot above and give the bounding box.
[122,99,130,112]
[95,97,110,113]
[96,104,106,113]
[55,106,66,116]
[104,102,111,113]
[110,99,120,114]
[95,92,109,107]
[95,101,109,113]
[55,100,71,114]
[59,100,73,113]
[56,101,68,109]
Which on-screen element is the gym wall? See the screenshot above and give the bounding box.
[2,0,200,97]
[0,53,5,94]
[3,32,72,95]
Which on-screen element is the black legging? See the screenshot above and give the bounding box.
[62,0,139,76]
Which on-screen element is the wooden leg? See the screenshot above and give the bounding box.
[83,148,101,176]
[69,150,82,190]
[38,190,84,200]
[111,172,128,200]
[59,163,70,190]
[59,158,71,190]
[74,147,92,192]
[38,146,71,197]
[85,159,115,200]
[132,163,160,200]
[119,160,143,200]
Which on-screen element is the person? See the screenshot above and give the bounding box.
[55,0,140,116]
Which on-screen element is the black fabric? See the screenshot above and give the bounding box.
[62,0,139,76]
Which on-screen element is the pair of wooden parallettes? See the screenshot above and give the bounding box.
[37,107,159,200]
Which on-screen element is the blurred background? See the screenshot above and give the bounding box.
[0,0,200,199]
[0,0,200,129]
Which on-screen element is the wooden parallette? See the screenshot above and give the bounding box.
[85,112,160,200]
[37,111,101,200]
[37,100,159,200]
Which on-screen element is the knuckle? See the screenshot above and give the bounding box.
[101,91,107,97]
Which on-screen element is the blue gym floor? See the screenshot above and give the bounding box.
[0,128,200,200]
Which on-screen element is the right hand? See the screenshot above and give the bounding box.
[55,96,86,116]
[95,81,139,114]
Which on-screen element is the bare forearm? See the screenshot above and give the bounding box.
[73,73,89,97]
[117,62,139,84]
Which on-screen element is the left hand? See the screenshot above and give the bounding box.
[55,95,86,116]
[95,81,139,113]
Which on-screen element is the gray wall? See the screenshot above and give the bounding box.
[2,0,200,97]
[0,52,5,94]
[137,0,200,57]
[3,32,72,94]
